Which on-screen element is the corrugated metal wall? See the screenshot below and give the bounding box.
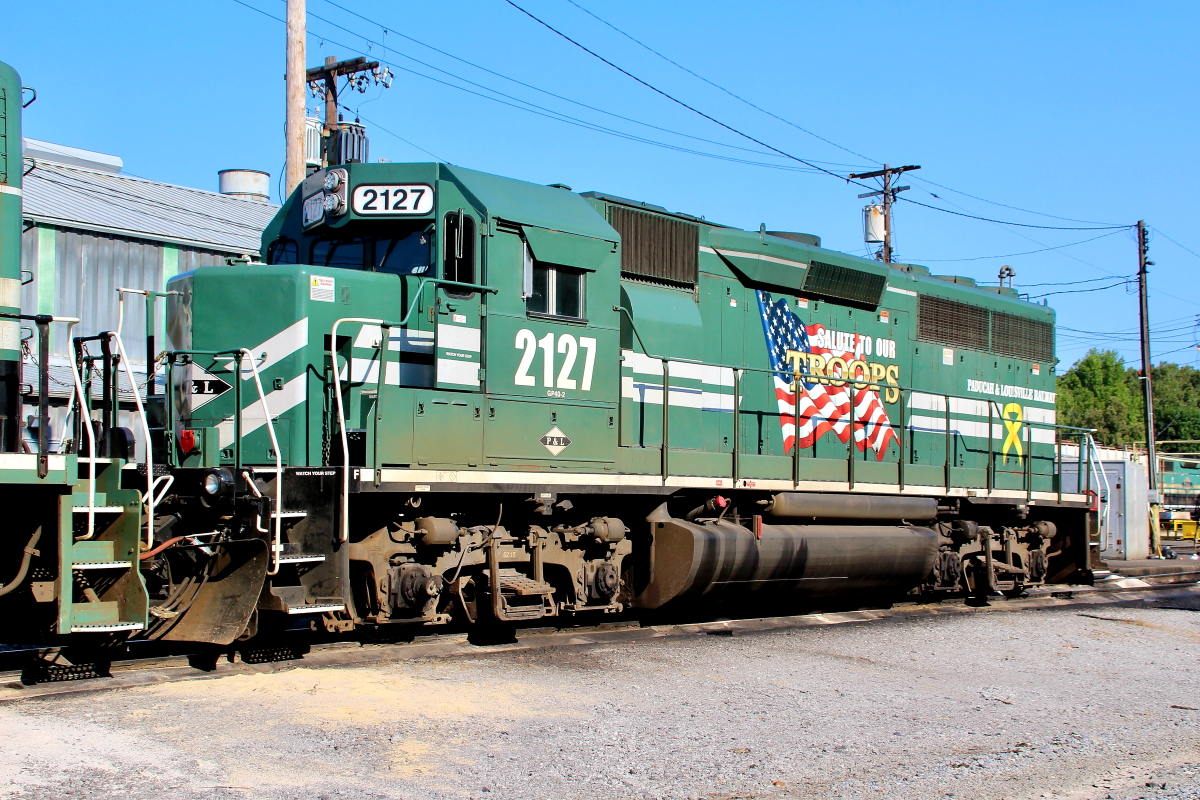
[57,229,161,354]
[19,225,227,361]
[177,247,227,274]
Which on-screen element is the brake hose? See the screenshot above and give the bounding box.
[0,527,42,597]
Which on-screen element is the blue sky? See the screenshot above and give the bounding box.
[5,0,1198,372]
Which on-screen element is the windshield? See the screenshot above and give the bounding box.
[286,229,433,275]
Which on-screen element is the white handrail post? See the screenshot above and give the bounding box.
[61,319,97,540]
[239,348,284,575]
[107,332,154,549]
[329,317,387,544]
[1089,435,1113,554]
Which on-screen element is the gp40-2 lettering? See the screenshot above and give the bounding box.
[514,330,597,393]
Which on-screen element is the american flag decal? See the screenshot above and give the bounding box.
[757,290,898,461]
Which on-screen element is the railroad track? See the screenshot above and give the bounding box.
[2,580,1196,704]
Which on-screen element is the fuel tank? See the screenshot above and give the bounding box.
[634,509,938,609]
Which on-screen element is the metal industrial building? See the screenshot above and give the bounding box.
[17,139,278,451]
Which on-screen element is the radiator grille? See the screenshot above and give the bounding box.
[918,295,1055,362]
[804,261,887,307]
[610,206,698,286]
[917,295,989,351]
[991,310,1055,363]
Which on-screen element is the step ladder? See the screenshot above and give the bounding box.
[64,538,145,634]
[59,454,149,635]
[489,568,556,621]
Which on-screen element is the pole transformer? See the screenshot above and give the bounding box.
[850,164,921,264]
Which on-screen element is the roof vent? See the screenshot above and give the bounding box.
[766,230,821,248]
[218,169,271,203]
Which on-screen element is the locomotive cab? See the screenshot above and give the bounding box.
[252,163,624,473]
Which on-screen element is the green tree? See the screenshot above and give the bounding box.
[1150,362,1200,452]
[1056,349,1143,446]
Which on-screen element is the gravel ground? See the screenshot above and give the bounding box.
[2,599,1199,800]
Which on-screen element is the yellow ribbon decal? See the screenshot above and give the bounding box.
[1001,403,1024,465]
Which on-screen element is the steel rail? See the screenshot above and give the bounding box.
[3,581,1195,703]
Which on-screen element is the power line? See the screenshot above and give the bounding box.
[987,274,1133,288]
[561,0,1131,231]
[1150,227,1200,262]
[1152,344,1200,359]
[1027,281,1132,300]
[231,0,848,175]
[897,193,1130,231]
[908,175,1126,227]
[905,186,1200,310]
[347,107,450,162]
[312,0,864,166]
[1060,315,1200,336]
[558,0,880,165]
[499,0,862,183]
[501,0,1132,233]
[1059,322,1197,336]
[911,230,1126,262]
[556,1,1137,235]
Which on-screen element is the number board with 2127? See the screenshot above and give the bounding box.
[351,184,435,215]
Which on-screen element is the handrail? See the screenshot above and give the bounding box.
[239,347,284,575]
[329,317,399,543]
[2,311,81,477]
[615,307,1095,432]
[1088,434,1113,552]
[3,314,96,535]
[396,277,497,328]
[164,347,285,568]
[107,332,155,549]
[614,311,1096,494]
[61,321,100,538]
[116,287,180,336]
[116,287,180,396]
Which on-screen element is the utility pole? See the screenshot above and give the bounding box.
[1137,219,1162,556]
[850,164,921,263]
[284,0,307,197]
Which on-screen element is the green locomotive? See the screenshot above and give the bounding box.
[145,160,1098,640]
[0,59,1104,650]
[0,60,148,646]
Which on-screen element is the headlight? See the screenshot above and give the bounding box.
[201,468,235,499]
[323,171,342,192]
[322,193,344,213]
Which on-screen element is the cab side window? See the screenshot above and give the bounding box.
[525,241,584,320]
[443,211,475,297]
[266,237,298,265]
